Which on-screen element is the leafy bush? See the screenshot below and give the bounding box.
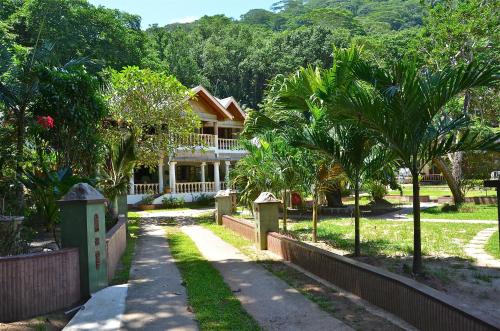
[162,196,185,209]
[0,223,34,256]
[192,194,214,206]
[138,195,155,205]
[365,181,388,201]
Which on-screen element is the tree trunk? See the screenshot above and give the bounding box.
[433,157,465,205]
[282,189,288,232]
[325,187,343,207]
[412,170,422,274]
[312,192,318,243]
[354,180,360,257]
[15,107,26,212]
[111,195,119,221]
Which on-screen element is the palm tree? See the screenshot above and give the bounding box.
[335,48,500,273]
[99,133,137,220]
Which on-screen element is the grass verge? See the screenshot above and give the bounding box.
[414,204,497,220]
[485,231,500,259]
[288,218,490,258]
[165,226,260,331]
[111,218,140,284]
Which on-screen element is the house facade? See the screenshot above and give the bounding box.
[127,86,247,204]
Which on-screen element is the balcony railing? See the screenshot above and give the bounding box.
[134,183,160,195]
[174,133,244,151]
[218,138,242,151]
[131,182,227,195]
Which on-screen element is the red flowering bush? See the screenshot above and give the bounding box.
[37,116,55,129]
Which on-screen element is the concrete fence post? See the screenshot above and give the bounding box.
[254,192,280,250]
[58,183,108,299]
[215,190,232,225]
[229,189,238,213]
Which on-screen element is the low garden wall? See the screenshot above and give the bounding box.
[0,249,81,322]
[106,217,127,282]
[221,215,255,242]
[266,232,499,331]
[221,215,499,331]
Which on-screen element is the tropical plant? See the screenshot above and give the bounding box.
[99,133,137,220]
[335,47,500,273]
[21,167,86,246]
[105,66,200,169]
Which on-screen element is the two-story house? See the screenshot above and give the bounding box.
[127,86,247,205]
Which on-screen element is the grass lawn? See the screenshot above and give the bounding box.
[414,204,497,220]
[485,231,500,259]
[288,218,491,258]
[165,226,260,331]
[388,184,496,199]
[111,218,140,284]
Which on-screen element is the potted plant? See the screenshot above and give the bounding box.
[138,195,156,211]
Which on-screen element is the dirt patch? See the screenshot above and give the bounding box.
[305,241,500,323]
[258,260,407,330]
[0,311,70,331]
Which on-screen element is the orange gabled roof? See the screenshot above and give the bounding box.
[192,86,234,121]
[217,97,246,121]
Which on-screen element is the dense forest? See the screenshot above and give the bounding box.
[1,0,497,114]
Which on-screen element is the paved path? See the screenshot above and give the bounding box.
[122,223,198,331]
[134,208,213,218]
[182,225,352,331]
[464,227,500,268]
[64,285,128,331]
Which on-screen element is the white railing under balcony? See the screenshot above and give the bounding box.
[218,138,241,150]
[175,182,221,193]
[175,133,217,148]
[134,183,160,195]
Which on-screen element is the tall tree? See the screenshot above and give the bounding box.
[336,48,500,273]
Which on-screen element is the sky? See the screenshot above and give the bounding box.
[88,0,277,28]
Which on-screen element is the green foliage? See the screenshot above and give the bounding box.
[106,66,200,169]
[33,65,107,174]
[21,167,87,244]
[162,196,185,209]
[7,0,146,70]
[138,195,155,205]
[365,181,387,202]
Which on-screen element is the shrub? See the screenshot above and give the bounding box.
[138,195,155,205]
[163,196,185,209]
[366,181,388,201]
[192,194,214,206]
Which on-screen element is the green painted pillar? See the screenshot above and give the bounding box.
[58,183,108,298]
[215,190,232,225]
[254,192,280,250]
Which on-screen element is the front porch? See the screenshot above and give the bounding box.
[128,160,232,204]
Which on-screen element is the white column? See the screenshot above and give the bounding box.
[169,162,177,193]
[225,161,231,185]
[201,162,206,192]
[129,170,135,195]
[158,156,164,194]
[214,161,220,192]
[214,121,219,150]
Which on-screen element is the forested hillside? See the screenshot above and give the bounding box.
[144,0,426,107]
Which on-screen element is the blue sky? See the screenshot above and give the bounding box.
[88,0,277,28]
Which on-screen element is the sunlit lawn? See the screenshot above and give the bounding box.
[485,231,500,259]
[388,184,496,199]
[414,204,497,220]
[288,218,491,258]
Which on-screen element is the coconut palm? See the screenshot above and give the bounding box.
[334,48,500,273]
[99,133,137,220]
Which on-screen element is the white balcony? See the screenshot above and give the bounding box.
[175,133,244,152]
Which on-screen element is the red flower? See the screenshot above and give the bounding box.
[37,116,54,129]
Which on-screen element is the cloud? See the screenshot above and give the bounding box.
[170,16,199,24]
